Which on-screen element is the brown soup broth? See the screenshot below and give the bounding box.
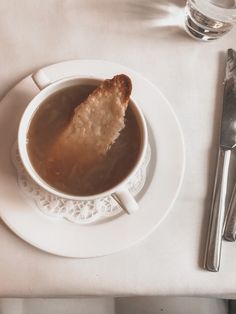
[27,84,141,196]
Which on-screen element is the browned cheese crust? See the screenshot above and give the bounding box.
[46,74,132,179]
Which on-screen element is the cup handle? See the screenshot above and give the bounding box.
[112,188,139,214]
[32,69,51,90]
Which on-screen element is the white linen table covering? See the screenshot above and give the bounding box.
[1,0,236,297]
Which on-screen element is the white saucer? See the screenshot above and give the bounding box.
[0,60,185,258]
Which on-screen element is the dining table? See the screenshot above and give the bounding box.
[1,0,236,298]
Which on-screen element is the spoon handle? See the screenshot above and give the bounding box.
[224,183,236,241]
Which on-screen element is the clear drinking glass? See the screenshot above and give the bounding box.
[184,0,236,41]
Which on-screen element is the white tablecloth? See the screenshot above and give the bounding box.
[1,0,236,297]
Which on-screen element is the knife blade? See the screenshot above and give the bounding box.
[205,48,236,272]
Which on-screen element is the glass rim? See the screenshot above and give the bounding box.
[188,0,236,22]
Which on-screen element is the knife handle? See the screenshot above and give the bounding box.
[205,149,231,272]
[224,183,236,241]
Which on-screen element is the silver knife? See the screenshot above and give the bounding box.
[205,48,236,272]
[223,50,236,242]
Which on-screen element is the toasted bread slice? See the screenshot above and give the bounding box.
[46,74,132,180]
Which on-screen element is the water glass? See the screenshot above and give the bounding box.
[184,0,236,41]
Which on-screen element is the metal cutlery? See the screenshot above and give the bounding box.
[205,48,236,272]
[223,49,236,242]
[224,183,236,241]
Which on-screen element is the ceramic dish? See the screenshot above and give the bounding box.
[0,60,185,257]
